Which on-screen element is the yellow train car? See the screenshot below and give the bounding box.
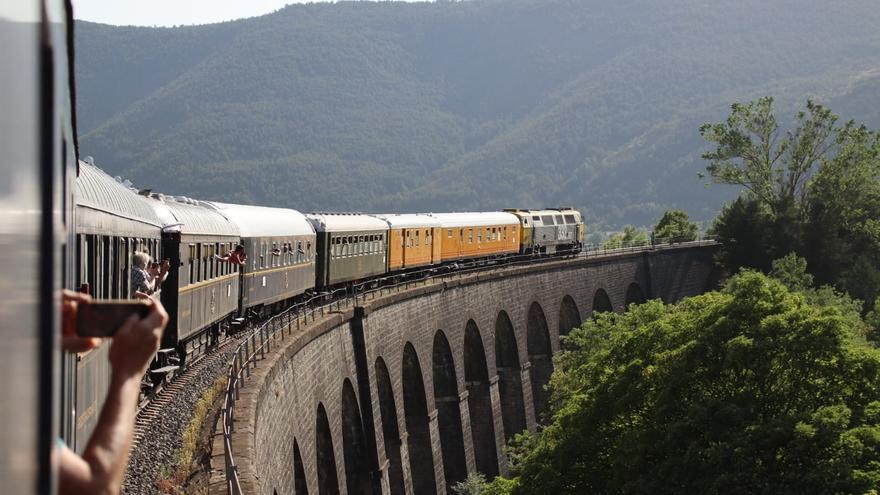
[374,214,442,271]
[429,212,521,262]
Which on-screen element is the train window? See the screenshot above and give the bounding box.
[564,214,576,224]
[503,227,507,240]
[296,241,302,262]
[448,229,453,238]
[477,229,482,243]
[555,215,564,224]
[468,229,473,244]
[188,244,194,284]
[196,244,202,283]
[415,231,419,247]
[532,216,540,222]
[307,241,312,260]
[541,215,555,225]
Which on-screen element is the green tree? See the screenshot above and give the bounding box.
[704,99,880,309]
[770,252,814,292]
[699,97,838,220]
[602,225,649,249]
[708,197,776,273]
[488,271,880,494]
[804,122,880,307]
[653,209,698,243]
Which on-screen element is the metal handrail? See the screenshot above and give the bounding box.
[219,235,716,493]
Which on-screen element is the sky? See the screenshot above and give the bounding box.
[72,0,429,27]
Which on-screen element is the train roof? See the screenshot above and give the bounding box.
[372,213,442,229]
[427,212,520,228]
[205,202,314,238]
[505,208,581,217]
[306,213,389,233]
[75,160,163,228]
[147,196,240,237]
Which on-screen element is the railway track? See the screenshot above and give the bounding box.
[132,331,243,449]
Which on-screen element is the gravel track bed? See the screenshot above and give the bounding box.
[122,338,244,495]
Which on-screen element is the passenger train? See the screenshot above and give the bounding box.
[71,158,585,449]
[0,0,586,484]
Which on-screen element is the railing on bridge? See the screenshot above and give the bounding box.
[219,235,715,494]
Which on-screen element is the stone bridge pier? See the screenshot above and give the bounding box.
[218,244,719,495]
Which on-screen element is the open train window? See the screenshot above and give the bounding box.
[307,241,312,260]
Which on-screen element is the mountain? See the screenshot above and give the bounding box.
[74,0,880,228]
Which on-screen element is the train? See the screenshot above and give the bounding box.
[69,161,585,448]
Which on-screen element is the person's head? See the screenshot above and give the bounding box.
[234,244,244,253]
[148,261,160,276]
[133,251,150,269]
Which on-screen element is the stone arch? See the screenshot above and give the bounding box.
[374,357,405,495]
[625,282,646,308]
[294,439,308,495]
[401,343,437,494]
[592,288,613,314]
[558,295,582,337]
[316,403,340,495]
[494,311,526,441]
[432,330,467,489]
[341,379,372,495]
[527,302,553,423]
[464,320,499,478]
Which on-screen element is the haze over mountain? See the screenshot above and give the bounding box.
[74,0,880,228]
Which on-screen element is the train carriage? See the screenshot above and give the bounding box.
[149,196,240,356]
[429,212,520,262]
[73,159,164,451]
[306,213,389,288]
[504,208,584,254]
[205,202,316,313]
[373,214,442,271]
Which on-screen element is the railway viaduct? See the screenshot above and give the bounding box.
[211,243,720,495]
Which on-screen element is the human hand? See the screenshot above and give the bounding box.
[61,289,102,353]
[108,298,168,380]
[160,259,171,273]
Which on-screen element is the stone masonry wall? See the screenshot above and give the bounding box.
[217,244,719,495]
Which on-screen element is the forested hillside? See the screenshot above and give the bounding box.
[75,0,880,227]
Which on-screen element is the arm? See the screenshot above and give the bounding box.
[59,300,168,495]
[158,260,171,285]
